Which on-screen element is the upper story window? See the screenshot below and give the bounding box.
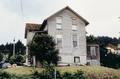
[56,35,62,48]
[72,25,77,31]
[72,34,78,48]
[72,18,77,31]
[56,17,62,30]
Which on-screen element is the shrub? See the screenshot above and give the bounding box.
[62,70,85,79]
[9,55,25,65]
[15,55,25,65]
[0,72,10,79]
[9,56,16,64]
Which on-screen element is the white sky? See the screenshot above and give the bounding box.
[0,0,120,44]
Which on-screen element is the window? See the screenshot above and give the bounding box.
[90,47,96,56]
[56,35,62,48]
[72,18,77,31]
[56,24,62,30]
[56,17,62,23]
[72,34,77,47]
[72,25,77,31]
[74,57,80,63]
[56,17,62,30]
[72,18,76,25]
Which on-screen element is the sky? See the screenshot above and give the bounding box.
[0,0,120,45]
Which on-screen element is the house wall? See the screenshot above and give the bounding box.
[25,31,35,66]
[26,31,35,44]
[47,9,87,65]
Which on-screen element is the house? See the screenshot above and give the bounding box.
[106,43,118,54]
[116,43,120,55]
[25,6,100,66]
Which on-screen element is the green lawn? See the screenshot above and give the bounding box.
[2,66,43,75]
[2,66,120,79]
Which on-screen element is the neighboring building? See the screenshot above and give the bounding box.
[105,43,120,55]
[87,44,100,65]
[106,44,118,54]
[116,42,120,55]
[25,6,100,66]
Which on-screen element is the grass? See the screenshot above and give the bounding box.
[2,66,43,75]
[57,66,120,79]
[2,66,120,79]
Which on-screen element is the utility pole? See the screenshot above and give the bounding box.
[13,38,15,57]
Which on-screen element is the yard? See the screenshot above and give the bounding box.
[1,66,120,79]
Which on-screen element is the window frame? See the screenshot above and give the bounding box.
[72,34,78,48]
[74,56,80,63]
[56,16,62,30]
[56,35,63,48]
[72,17,77,31]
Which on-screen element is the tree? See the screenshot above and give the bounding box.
[0,53,3,62]
[28,34,59,67]
[87,35,97,44]
[15,40,26,55]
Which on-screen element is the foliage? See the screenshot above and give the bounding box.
[9,56,16,64]
[15,55,25,65]
[9,55,25,65]
[0,68,85,79]
[15,40,26,55]
[28,34,59,67]
[0,40,26,55]
[0,53,3,62]
[62,70,85,79]
[31,70,85,79]
[87,35,97,44]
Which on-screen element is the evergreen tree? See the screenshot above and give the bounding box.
[28,34,59,67]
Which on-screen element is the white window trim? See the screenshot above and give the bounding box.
[72,34,79,48]
[56,16,62,24]
[72,25,77,31]
[56,35,63,48]
[56,16,62,30]
[74,56,80,63]
[90,46,96,56]
[56,24,62,30]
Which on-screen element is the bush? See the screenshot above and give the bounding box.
[9,55,25,65]
[31,70,85,79]
[9,56,16,64]
[15,55,25,65]
[62,70,85,79]
[0,72,10,79]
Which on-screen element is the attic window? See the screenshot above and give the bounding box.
[56,17,62,23]
[72,18,77,25]
[72,18,77,31]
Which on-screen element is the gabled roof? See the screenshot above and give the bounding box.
[25,23,41,38]
[45,6,89,26]
[25,6,89,38]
